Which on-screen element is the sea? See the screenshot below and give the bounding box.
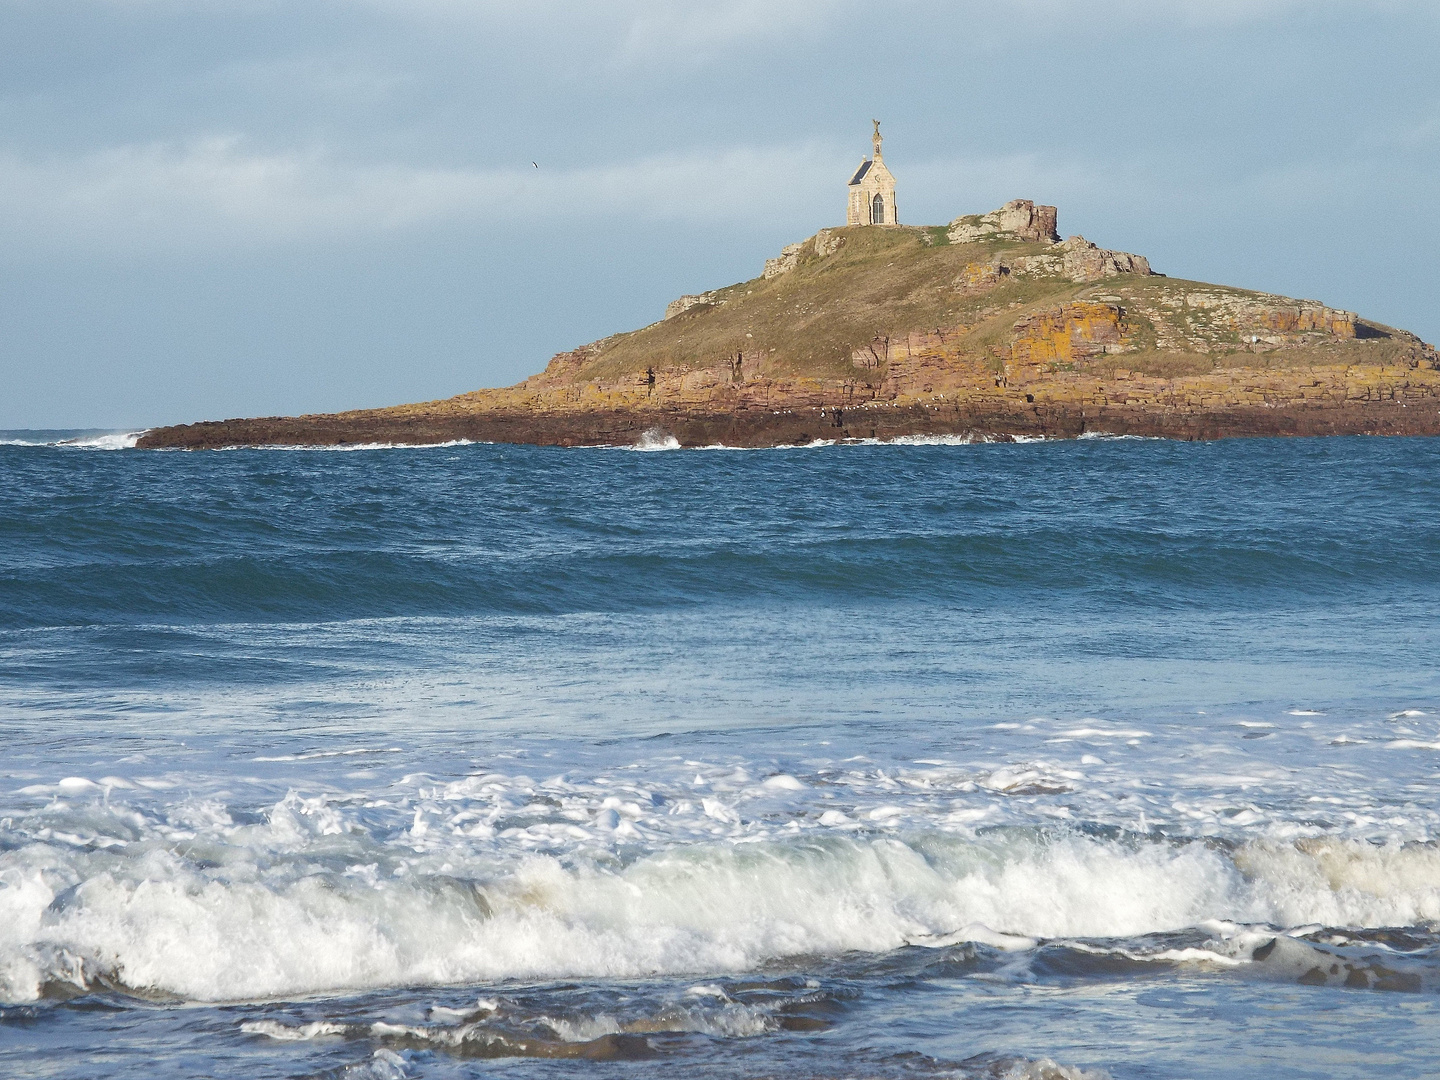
[1,429,1438,1080]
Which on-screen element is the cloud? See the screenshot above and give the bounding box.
[365,0,853,37]
[356,0,1425,39]
[5,125,1426,258]
[609,0,857,58]
[0,137,853,250]
[944,0,1419,27]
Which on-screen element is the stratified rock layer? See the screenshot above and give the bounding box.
[139,203,1440,449]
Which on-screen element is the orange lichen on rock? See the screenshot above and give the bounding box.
[1009,303,1126,368]
[1259,306,1356,339]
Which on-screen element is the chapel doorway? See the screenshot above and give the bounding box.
[871,193,885,224]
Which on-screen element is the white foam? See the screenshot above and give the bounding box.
[1057,727,1151,739]
[907,924,1037,951]
[62,431,145,449]
[0,431,145,449]
[968,1055,1110,1080]
[681,434,1023,451]
[7,730,1440,1005]
[253,747,403,763]
[230,440,478,452]
[540,1001,772,1040]
[762,774,805,791]
[340,1049,411,1080]
[685,983,729,999]
[630,429,681,451]
[693,438,839,450]
[242,1019,348,1040]
[5,813,1439,1004]
[978,765,1074,795]
[849,434,983,447]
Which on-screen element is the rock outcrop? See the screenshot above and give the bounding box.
[664,290,725,320]
[762,228,845,279]
[1014,236,1153,282]
[948,199,1060,245]
[1009,302,1127,369]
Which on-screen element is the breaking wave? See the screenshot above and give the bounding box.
[4,786,1439,1004]
[0,430,145,449]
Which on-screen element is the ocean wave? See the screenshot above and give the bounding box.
[9,535,1416,628]
[0,430,145,449]
[630,429,682,451]
[5,436,1439,628]
[4,788,1438,1004]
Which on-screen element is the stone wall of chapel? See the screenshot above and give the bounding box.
[847,161,897,226]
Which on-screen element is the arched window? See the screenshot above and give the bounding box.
[871,193,885,224]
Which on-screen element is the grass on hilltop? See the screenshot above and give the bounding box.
[549,223,1415,388]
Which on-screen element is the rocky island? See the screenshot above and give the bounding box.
[138,197,1440,450]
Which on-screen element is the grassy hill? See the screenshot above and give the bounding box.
[524,211,1417,393]
[137,202,1440,448]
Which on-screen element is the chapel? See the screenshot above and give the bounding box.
[847,121,897,226]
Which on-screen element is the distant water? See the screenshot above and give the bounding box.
[2,432,1439,1080]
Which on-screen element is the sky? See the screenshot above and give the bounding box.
[1,0,1437,429]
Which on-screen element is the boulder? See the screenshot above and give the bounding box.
[948,200,1060,245]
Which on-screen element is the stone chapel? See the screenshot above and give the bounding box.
[847,121,897,226]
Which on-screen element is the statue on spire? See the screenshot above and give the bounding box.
[872,119,883,159]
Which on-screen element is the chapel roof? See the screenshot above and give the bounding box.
[848,160,872,185]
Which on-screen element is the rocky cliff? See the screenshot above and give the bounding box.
[138,201,1440,449]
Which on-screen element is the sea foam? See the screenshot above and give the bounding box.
[4,792,1439,1004]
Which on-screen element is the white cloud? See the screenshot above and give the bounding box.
[4,129,1418,256]
[350,0,859,62]
[948,0,1414,26]
[0,137,849,250]
[610,0,856,58]
[359,0,1422,38]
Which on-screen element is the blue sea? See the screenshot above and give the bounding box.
[2,430,1439,1079]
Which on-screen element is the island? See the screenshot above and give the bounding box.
[138,181,1440,450]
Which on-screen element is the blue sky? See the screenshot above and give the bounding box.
[1,0,1436,428]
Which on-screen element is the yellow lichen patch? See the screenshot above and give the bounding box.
[1009,303,1125,368]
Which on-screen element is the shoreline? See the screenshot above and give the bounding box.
[135,397,1440,450]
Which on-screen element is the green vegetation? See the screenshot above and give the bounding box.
[559,224,1411,388]
[577,225,1084,383]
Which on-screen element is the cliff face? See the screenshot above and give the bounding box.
[138,202,1440,449]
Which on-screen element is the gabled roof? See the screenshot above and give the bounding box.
[848,159,872,186]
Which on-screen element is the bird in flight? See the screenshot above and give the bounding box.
[532,161,538,168]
